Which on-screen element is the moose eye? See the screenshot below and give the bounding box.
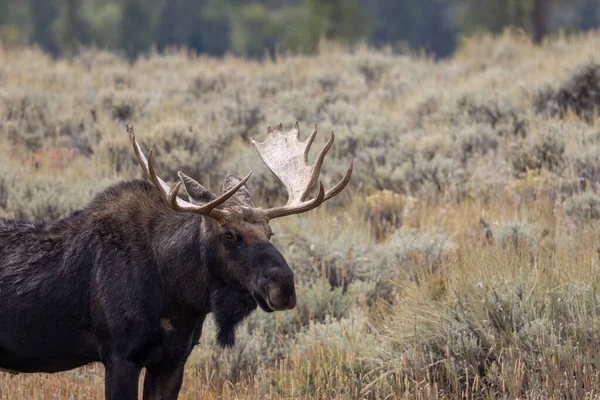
[223,231,236,242]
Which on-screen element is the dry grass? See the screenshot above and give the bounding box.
[2,29,600,398]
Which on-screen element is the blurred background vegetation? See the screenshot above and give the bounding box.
[0,0,599,59]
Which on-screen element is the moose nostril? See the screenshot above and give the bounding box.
[266,286,283,308]
[266,284,296,310]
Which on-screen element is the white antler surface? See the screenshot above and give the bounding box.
[251,121,353,219]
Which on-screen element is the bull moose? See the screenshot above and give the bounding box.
[0,121,352,399]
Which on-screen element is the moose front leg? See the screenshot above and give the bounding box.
[104,357,142,400]
[142,363,185,400]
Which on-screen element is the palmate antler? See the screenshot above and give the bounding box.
[127,121,352,220]
[250,121,353,219]
[126,124,251,219]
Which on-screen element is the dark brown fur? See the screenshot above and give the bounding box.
[0,179,295,399]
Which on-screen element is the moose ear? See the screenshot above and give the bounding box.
[177,171,216,204]
[222,174,255,207]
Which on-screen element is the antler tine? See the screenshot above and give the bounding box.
[126,124,252,218]
[300,130,334,201]
[194,171,253,213]
[251,122,353,220]
[167,181,183,210]
[265,182,326,219]
[127,124,172,197]
[303,124,318,162]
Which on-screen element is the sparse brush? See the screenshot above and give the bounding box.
[454,123,499,164]
[564,192,600,226]
[364,190,414,240]
[494,220,536,260]
[377,233,600,399]
[535,63,600,123]
[379,228,455,278]
[509,127,565,177]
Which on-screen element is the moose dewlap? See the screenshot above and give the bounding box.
[0,122,352,400]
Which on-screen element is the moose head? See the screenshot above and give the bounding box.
[126,122,353,314]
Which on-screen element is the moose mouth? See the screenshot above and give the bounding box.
[251,291,275,313]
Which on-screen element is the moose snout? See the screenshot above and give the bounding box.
[251,243,297,311]
[257,267,296,311]
[265,282,297,310]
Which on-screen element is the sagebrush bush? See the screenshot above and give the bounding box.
[378,239,600,398]
[509,128,565,177]
[0,34,594,203]
[281,312,393,399]
[453,93,519,130]
[569,146,600,185]
[535,63,600,123]
[364,190,414,240]
[494,221,535,258]
[271,211,378,287]
[379,229,455,276]
[0,90,99,151]
[454,123,499,163]
[564,192,600,226]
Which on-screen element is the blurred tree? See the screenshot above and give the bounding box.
[577,0,600,30]
[119,0,157,59]
[533,0,550,42]
[0,0,599,59]
[454,0,578,43]
[154,0,203,51]
[0,0,31,46]
[456,0,534,36]
[83,0,123,49]
[222,0,368,56]
[362,0,456,56]
[304,0,368,49]
[193,5,229,55]
[200,0,241,55]
[52,0,91,55]
[229,3,279,56]
[30,0,58,54]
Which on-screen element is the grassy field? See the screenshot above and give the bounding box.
[2,29,600,399]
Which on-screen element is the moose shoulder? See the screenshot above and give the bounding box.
[0,122,352,400]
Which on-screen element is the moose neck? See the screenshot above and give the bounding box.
[147,207,225,315]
